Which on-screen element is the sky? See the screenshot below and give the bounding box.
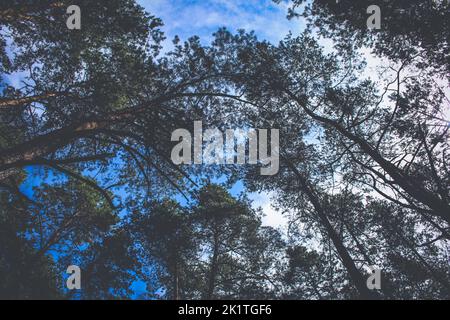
[139,0,304,45]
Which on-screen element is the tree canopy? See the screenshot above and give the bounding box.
[0,0,448,300]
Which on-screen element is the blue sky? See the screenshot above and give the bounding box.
[139,0,303,45]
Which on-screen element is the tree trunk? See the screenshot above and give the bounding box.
[288,91,450,224]
[205,230,220,300]
[283,156,378,299]
[173,262,179,300]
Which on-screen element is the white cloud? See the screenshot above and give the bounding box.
[3,70,28,88]
[249,191,288,230]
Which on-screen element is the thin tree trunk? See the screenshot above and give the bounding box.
[0,92,183,179]
[173,262,179,300]
[0,118,132,181]
[344,221,395,298]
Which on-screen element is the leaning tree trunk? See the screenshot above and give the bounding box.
[287,91,450,224]
[205,231,220,300]
[283,156,378,299]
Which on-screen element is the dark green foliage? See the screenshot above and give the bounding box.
[132,185,286,299]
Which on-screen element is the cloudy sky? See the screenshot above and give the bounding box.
[139,0,303,45]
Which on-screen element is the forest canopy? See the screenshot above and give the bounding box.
[0,0,449,300]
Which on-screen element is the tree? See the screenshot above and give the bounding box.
[0,174,137,299]
[131,185,286,300]
[204,27,449,223]
[192,185,285,299]
[276,0,450,75]
[192,27,449,298]
[0,188,61,299]
[131,200,196,300]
